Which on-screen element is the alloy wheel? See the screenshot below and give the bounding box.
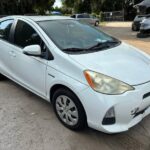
[55,95,79,126]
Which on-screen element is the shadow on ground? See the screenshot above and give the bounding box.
[0,80,149,150]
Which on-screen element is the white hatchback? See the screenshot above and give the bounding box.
[0,16,150,133]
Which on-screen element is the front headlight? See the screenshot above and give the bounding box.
[84,70,134,95]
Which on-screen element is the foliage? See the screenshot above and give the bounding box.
[34,0,55,15]
[62,0,143,13]
[0,0,55,15]
[62,0,143,20]
[0,0,144,20]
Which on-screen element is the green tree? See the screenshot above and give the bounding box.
[34,0,55,15]
[62,0,75,8]
[62,0,91,13]
[0,0,55,15]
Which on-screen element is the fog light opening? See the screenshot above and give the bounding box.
[102,107,116,125]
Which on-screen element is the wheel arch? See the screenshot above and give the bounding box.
[50,84,71,102]
[49,84,87,122]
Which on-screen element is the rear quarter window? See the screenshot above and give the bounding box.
[0,19,13,42]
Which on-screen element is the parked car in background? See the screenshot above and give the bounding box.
[137,16,150,38]
[0,16,150,134]
[71,13,99,26]
[132,14,150,31]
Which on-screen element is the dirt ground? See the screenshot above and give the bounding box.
[0,22,150,150]
[101,22,150,54]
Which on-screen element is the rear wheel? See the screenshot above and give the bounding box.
[95,21,99,26]
[52,88,87,131]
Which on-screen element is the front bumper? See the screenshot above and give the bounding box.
[79,81,150,133]
[140,29,150,34]
[140,24,150,33]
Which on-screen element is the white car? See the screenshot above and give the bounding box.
[137,17,150,38]
[140,17,150,34]
[71,13,99,26]
[0,16,150,133]
[132,15,148,31]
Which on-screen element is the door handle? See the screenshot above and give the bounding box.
[9,51,16,57]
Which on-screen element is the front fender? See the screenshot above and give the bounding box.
[45,66,88,102]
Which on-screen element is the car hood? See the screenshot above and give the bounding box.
[69,43,150,85]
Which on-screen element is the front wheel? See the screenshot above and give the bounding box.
[132,24,138,31]
[137,32,149,38]
[52,88,87,131]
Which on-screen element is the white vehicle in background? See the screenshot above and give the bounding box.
[0,16,150,134]
[132,15,148,31]
[137,16,150,38]
[71,13,100,26]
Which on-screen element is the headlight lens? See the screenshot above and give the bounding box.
[84,70,134,95]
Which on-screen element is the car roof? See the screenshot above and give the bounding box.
[1,15,72,22]
[76,13,89,15]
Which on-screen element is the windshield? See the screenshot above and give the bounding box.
[38,20,120,53]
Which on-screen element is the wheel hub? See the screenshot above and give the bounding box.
[56,95,79,126]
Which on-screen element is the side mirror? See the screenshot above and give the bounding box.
[23,45,42,57]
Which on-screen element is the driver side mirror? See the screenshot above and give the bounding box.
[23,45,42,57]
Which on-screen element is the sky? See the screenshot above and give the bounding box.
[53,0,62,8]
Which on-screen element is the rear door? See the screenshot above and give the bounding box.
[0,19,15,77]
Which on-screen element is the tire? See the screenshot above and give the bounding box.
[137,32,149,38]
[0,74,7,81]
[52,88,87,131]
[95,21,99,26]
[132,24,138,31]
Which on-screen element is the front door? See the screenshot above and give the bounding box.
[9,20,47,97]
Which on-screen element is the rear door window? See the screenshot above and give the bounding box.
[0,20,13,41]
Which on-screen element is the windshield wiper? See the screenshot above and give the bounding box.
[87,42,109,50]
[62,48,86,52]
[62,40,120,53]
[105,40,120,44]
[87,40,119,50]
[63,44,110,53]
